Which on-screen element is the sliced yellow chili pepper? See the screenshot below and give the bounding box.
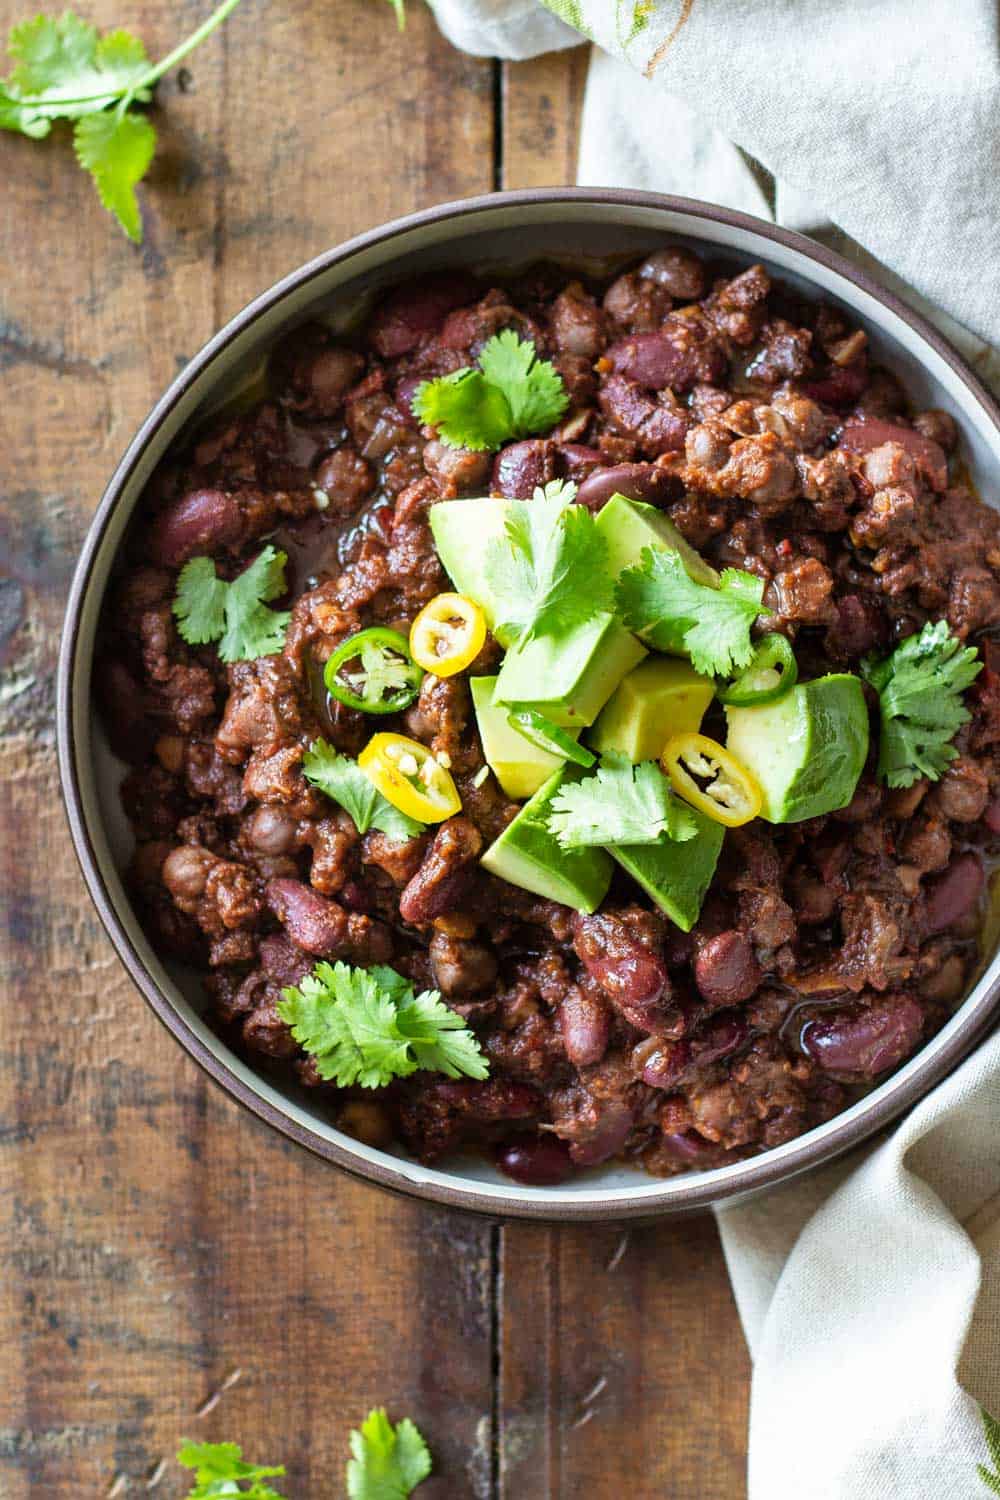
[661,731,762,829]
[359,732,462,824]
[410,593,486,678]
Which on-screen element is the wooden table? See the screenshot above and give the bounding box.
[0,3,750,1493]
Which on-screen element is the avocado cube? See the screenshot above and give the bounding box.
[589,657,716,763]
[725,674,869,824]
[480,767,613,913]
[610,806,725,931]
[470,675,576,800]
[428,497,511,640]
[595,493,720,590]
[493,614,647,728]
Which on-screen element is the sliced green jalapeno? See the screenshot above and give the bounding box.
[324,627,424,714]
[506,708,596,768]
[716,634,798,708]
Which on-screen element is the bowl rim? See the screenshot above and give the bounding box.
[57,186,1000,1221]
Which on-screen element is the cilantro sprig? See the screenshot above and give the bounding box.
[483,479,612,646]
[278,960,489,1088]
[177,1440,287,1499]
[548,753,697,849]
[616,548,769,678]
[0,0,243,242]
[303,739,425,843]
[348,1408,433,1499]
[861,619,982,788]
[413,331,569,451]
[173,546,290,663]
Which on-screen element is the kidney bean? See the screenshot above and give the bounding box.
[395,375,423,419]
[693,931,761,1007]
[571,912,670,1033]
[495,1133,574,1186]
[338,880,373,914]
[491,439,556,499]
[801,994,923,1077]
[924,852,985,933]
[575,460,678,512]
[606,327,725,393]
[839,416,948,493]
[799,363,869,408]
[657,1129,720,1164]
[568,1102,636,1167]
[984,798,1000,835]
[640,1038,691,1089]
[369,272,479,359]
[637,247,705,300]
[399,817,482,925]
[149,488,242,567]
[265,877,348,956]
[598,375,690,456]
[556,443,604,480]
[558,987,611,1067]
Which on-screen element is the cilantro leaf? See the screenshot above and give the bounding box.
[347,1408,432,1499]
[413,332,568,451]
[278,961,489,1088]
[547,753,698,848]
[478,329,569,435]
[173,546,291,663]
[616,549,768,677]
[74,108,155,243]
[0,2,242,240]
[411,369,513,452]
[302,740,425,842]
[861,619,982,788]
[0,14,151,132]
[483,480,612,644]
[177,1440,287,1499]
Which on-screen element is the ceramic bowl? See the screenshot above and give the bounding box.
[58,189,1000,1220]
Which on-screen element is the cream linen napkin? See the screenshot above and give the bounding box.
[427,2,1000,1491]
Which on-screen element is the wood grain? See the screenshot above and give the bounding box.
[0,8,749,1497]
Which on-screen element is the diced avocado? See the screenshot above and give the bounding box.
[470,675,577,800]
[596,493,719,590]
[493,614,647,728]
[589,657,716,763]
[610,806,725,932]
[480,767,613,913]
[725,673,869,824]
[428,498,510,638]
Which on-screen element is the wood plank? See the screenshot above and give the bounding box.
[0,1,495,1495]
[501,47,589,191]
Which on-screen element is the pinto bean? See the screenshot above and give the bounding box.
[163,845,216,903]
[491,439,556,498]
[247,806,298,855]
[313,446,374,515]
[575,461,678,512]
[912,408,958,453]
[495,1133,574,1186]
[572,911,670,1033]
[693,931,761,1006]
[549,284,606,358]
[637,246,705,300]
[928,758,989,823]
[429,931,498,996]
[304,347,365,414]
[558,987,611,1067]
[924,853,985,934]
[368,272,478,359]
[149,488,242,567]
[800,994,923,1077]
[399,817,482,925]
